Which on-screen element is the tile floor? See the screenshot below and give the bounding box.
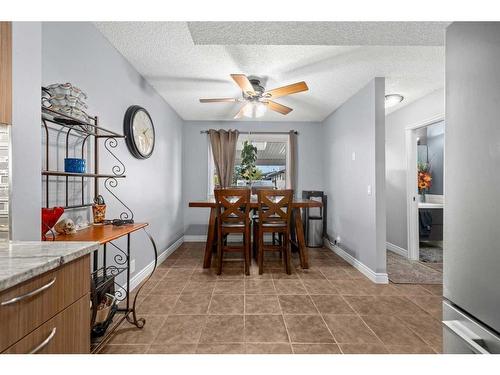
[100,242,443,354]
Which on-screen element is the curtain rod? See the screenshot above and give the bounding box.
[200,130,298,135]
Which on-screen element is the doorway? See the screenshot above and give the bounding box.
[406,116,444,265]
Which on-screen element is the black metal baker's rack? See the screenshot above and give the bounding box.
[41,99,157,353]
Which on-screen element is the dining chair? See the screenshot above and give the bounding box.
[254,189,294,275]
[214,188,251,275]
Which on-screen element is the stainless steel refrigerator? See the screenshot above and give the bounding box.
[443,22,500,354]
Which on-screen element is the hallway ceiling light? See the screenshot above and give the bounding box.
[385,94,404,108]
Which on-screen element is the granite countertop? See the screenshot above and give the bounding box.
[0,241,99,292]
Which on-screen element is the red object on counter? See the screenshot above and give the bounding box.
[41,207,64,240]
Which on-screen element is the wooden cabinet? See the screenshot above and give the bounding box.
[0,22,12,125]
[0,255,91,353]
[4,296,90,354]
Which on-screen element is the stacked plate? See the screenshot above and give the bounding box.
[42,83,91,123]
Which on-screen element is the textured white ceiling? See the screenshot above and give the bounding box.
[94,22,446,121]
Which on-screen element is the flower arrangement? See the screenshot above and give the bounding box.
[418,162,432,199]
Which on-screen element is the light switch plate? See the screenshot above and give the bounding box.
[367,185,372,195]
[352,151,356,161]
[130,259,136,273]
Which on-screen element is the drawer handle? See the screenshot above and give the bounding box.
[29,327,57,354]
[1,277,57,306]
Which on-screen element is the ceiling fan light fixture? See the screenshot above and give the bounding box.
[385,94,404,108]
[243,101,267,118]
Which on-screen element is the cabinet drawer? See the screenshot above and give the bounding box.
[4,295,90,354]
[0,255,90,351]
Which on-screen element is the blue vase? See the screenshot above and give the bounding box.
[64,158,86,173]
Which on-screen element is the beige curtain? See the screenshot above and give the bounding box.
[286,130,297,191]
[209,129,239,188]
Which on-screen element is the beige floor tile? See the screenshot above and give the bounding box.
[182,280,216,294]
[397,314,443,347]
[420,284,443,296]
[148,343,197,354]
[199,315,245,343]
[154,315,206,344]
[386,345,436,354]
[310,295,354,314]
[392,284,433,295]
[406,295,443,317]
[361,315,427,346]
[172,293,211,314]
[296,269,327,280]
[292,344,341,354]
[319,267,353,281]
[164,268,195,279]
[340,343,389,354]
[196,343,245,354]
[279,295,318,314]
[245,343,292,354]
[209,294,244,314]
[323,314,381,344]
[329,280,370,296]
[284,315,334,343]
[301,279,339,295]
[245,279,276,294]
[150,279,188,295]
[214,280,245,294]
[99,344,150,354]
[274,280,307,294]
[245,315,289,342]
[108,315,166,345]
[136,294,179,315]
[344,296,426,316]
[245,295,281,314]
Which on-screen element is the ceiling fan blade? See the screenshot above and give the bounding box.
[266,100,293,115]
[199,98,238,103]
[230,74,256,95]
[234,103,251,119]
[264,81,308,99]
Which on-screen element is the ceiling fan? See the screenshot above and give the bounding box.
[199,74,309,119]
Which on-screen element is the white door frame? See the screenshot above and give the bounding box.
[405,114,444,260]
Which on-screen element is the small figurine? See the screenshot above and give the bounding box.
[54,218,77,235]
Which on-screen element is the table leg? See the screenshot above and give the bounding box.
[203,207,217,269]
[294,208,309,269]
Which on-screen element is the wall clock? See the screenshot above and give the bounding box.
[124,105,155,159]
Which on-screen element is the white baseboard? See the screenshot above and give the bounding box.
[387,242,408,258]
[183,234,207,242]
[129,235,184,292]
[324,239,388,284]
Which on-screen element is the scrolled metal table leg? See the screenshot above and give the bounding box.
[126,228,158,328]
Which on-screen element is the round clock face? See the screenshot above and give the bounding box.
[124,106,155,159]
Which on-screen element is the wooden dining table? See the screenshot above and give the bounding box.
[189,198,323,270]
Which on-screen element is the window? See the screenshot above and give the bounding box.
[208,133,288,196]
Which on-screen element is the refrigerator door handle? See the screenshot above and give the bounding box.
[443,320,491,354]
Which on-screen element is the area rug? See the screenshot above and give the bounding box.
[387,251,442,284]
[419,245,443,263]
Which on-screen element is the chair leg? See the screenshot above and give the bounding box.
[252,221,257,260]
[258,229,264,275]
[244,229,250,276]
[217,235,223,275]
[284,232,292,275]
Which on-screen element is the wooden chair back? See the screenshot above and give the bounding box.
[257,189,293,225]
[214,188,251,225]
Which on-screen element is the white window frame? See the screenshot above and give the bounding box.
[207,133,289,197]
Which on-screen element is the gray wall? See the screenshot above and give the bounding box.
[426,121,444,195]
[41,22,184,277]
[385,88,444,250]
[183,121,324,232]
[10,22,42,240]
[322,78,386,273]
[444,22,500,330]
